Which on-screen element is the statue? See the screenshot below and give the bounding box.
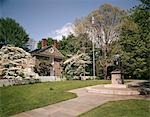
[113,54,122,71]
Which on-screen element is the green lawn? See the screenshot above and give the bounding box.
[79,99,150,117]
[0,80,109,117]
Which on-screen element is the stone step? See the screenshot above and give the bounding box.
[104,84,128,88]
[86,86,140,96]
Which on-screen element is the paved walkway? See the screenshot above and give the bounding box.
[12,80,149,117]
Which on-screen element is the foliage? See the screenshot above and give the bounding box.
[79,99,150,117]
[60,33,93,55]
[34,62,52,76]
[59,34,77,56]
[37,40,42,49]
[47,37,53,46]
[119,0,150,79]
[0,80,109,116]
[0,17,29,49]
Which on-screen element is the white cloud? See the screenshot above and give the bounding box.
[51,23,74,40]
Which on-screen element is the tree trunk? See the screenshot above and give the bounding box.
[103,66,107,80]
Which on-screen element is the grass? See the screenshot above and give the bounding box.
[0,80,109,117]
[79,99,150,117]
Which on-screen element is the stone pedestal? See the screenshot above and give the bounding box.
[111,71,124,84]
[104,70,128,88]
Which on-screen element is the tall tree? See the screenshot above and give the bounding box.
[119,0,150,79]
[0,17,29,49]
[59,34,76,56]
[74,4,126,79]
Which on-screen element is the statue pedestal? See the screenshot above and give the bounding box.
[104,70,128,88]
[111,71,124,84]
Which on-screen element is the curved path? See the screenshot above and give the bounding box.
[12,80,149,117]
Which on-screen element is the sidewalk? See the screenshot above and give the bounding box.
[12,80,148,117]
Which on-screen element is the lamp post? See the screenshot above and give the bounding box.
[92,16,96,77]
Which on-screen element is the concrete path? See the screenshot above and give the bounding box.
[12,80,149,117]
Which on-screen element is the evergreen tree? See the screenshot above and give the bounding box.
[0,17,29,49]
[120,0,150,79]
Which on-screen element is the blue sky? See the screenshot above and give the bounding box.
[0,0,140,41]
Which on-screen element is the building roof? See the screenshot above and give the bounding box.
[30,45,64,59]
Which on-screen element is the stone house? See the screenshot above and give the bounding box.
[30,39,64,76]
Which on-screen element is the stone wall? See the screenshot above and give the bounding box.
[0,79,40,87]
[0,76,66,87]
[38,76,64,82]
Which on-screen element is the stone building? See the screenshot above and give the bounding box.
[30,39,64,76]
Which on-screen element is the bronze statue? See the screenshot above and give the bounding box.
[113,54,122,71]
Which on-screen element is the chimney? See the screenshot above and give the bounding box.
[53,40,60,49]
[41,38,47,48]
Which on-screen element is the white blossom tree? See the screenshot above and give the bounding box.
[63,52,91,79]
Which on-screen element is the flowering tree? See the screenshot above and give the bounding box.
[63,52,91,79]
